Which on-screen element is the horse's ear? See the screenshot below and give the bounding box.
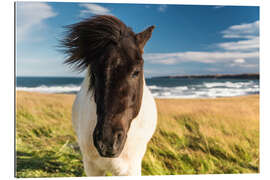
[136,25,155,53]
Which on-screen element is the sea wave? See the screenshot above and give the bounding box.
[148,81,259,98]
[16,85,81,94]
[203,81,254,88]
[16,81,259,98]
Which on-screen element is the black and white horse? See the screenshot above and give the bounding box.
[62,15,157,176]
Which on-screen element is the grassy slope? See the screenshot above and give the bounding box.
[16,91,259,177]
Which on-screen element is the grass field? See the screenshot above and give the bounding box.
[16,91,259,177]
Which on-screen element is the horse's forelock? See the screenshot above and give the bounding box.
[61,15,131,71]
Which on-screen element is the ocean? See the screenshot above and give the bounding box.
[16,76,259,98]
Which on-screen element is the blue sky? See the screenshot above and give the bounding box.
[16,2,259,77]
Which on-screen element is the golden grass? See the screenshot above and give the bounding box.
[16,91,259,177]
[156,96,259,143]
[143,95,259,175]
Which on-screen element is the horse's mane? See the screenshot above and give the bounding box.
[61,15,133,71]
[61,15,135,94]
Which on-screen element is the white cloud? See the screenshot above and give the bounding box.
[158,5,167,12]
[79,4,111,17]
[144,51,258,64]
[221,20,259,39]
[16,2,57,42]
[234,58,245,64]
[229,58,258,68]
[144,20,259,73]
[218,36,259,51]
[218,21,259,54]
[229,62,257,68]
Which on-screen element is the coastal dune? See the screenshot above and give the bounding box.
[16,91,259,177]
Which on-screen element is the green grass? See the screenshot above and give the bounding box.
[16,91,259,177]
[142,97,259,175]
[142,116,258,175]
[16,92,84,177]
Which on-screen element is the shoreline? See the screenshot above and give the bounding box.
[16,90,259,100]
[153,73,259,80]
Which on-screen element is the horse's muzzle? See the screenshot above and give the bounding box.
[93,128,126,158]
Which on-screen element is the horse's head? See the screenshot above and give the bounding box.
[62,15,154,157]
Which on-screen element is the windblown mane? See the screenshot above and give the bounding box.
[61,15,135,91]
[62,15,134,69]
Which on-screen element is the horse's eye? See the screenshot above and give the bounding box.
[131,71,140,78]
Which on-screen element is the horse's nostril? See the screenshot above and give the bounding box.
[117,132,122,141]
[113,131,124,150]
[98,141,105,151]
[117,131,124,141]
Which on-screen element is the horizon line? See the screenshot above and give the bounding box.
[16,72,259,78]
